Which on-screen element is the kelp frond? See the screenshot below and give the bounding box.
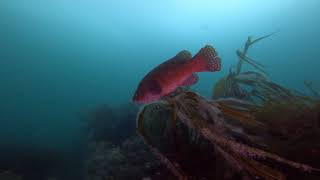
[212,76,228,99]
[229,151,286,180]
[235,32,275,75]
[247,32,277,47]
[137,92,320,180]
[213,100,263,127]
[136,101,188,180]
[213,33,275,100]
[236,50,267,74]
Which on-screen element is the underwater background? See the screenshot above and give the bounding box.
[0,0,320,179]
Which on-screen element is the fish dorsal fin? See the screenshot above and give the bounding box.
[171,50,192,64]
[181,73,199,86]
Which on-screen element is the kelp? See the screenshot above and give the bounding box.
[136,91,320,180]
[212,77,228,99]
[212,33,316,108]
[235,32,276,75]
[236,50,266,74]
[251,97,320,165]
[209,33,320,179]
[136,34,320,179]
[213,33,274,100]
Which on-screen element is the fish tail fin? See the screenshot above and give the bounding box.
[191,45,221,72]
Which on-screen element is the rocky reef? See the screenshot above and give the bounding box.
[84,103,174,180]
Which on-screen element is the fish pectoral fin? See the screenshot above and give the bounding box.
[148,80,162,95]
[181,73,199,86]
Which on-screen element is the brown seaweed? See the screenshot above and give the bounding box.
[136,92,320,180]
[235,32,275,75]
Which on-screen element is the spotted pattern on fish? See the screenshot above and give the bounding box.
[133,45,221,104]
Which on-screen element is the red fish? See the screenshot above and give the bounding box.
[133,45,221,104]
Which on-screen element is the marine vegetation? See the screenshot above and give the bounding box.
[137,91,320,180]
[211,34,320,168]
[136,35,320,180]
[212,33,275,100]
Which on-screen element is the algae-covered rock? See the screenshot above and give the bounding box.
[85,138,173,180]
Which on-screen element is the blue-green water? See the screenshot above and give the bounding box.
[0,0,320,179]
